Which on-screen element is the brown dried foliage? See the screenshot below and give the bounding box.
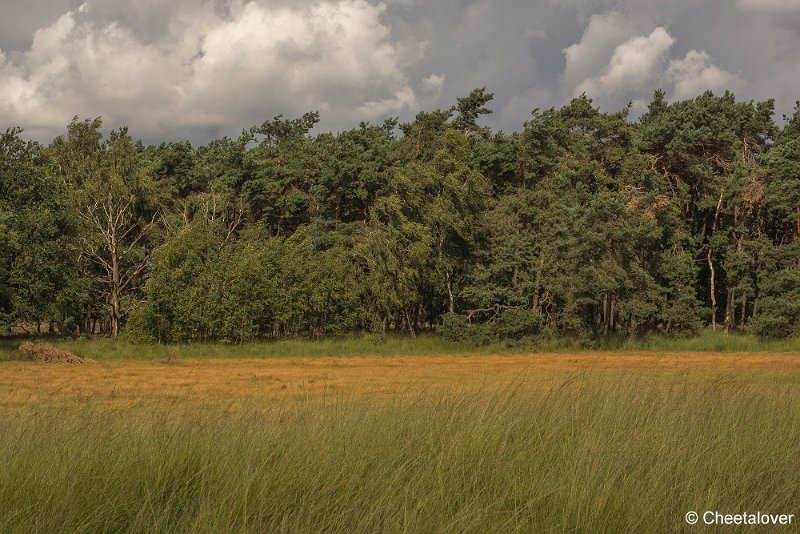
[19,342,95,364]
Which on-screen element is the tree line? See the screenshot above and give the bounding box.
[1,88,799,342]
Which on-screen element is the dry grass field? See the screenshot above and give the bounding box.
[3,351,800,408]
[3,349,800,532]
[0,353,800,406]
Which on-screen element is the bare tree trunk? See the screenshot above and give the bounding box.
[80,193,158,338]
[610,296,616,333]
[709,248,717,330]
[445,270,454,314]
[724,290,735,333]
[594,303,601,334]
[708,191,724,330]
[725,217,742,333]
[437,231,454,314]
[109,290,121,337]
[404,310,416,338]
[740,295,747,328]
[109,219,122,337]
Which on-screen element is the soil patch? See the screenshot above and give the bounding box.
[19,342,95,364]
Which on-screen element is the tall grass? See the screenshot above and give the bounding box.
[0,339,20,362]
[51,330,800,361]
[75,333,491,361]
[610,328,800,352]
[0,334,484,362]
[2,374,799,532]
[2,328,800,362]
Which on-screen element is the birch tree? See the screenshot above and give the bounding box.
[53,119,161,336]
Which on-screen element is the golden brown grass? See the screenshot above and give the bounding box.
[3,351,800,532]
[3,351,800,408]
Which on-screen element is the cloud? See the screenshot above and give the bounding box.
[738,0,800,13]
[0,0,416,141]
[563,12,641,86]
[1,0,799,140]
[562,15,753,112]
[358,86,417,118]
[575,27,675,97]
[736,0,800,38]
[421,73,445,96]
[666,50,742,100]
[181,2,410,121]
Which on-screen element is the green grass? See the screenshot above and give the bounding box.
[60,333,487,361]
[0,339,20,362]
[2,328,800,362]
[611,328,800,352]
[1,373,798,532]
[0,333,484,362]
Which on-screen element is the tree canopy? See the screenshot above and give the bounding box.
[2,89,799,341]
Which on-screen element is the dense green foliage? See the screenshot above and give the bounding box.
[2,375,799,532]
[1,89,799,341]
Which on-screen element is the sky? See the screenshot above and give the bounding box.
[0,0,798,144]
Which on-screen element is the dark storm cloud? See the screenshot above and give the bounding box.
[0,0,77,52]
[0,0,797,143]
[379,0,585,129]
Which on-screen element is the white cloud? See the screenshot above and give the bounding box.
[562,17,751,111]
[563,12,641,86]
[358,86,417,118]
[0,0,416,141]
[666,50,741,100]
[1,0,798,138]
[421,73,445,96]
[574,27,675,97]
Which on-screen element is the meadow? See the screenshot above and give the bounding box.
[4,329,800,363]
[1,334,800,532]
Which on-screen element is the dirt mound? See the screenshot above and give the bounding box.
[19,342,95,364]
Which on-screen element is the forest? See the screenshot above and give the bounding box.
[1,88,799,342]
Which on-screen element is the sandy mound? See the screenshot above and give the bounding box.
[19,342,95,364]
